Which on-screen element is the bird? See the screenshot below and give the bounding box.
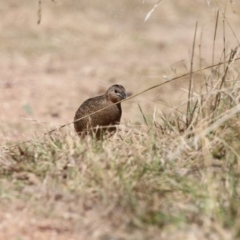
[74,84,126,139]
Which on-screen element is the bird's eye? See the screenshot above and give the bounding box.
[114,89,118,93]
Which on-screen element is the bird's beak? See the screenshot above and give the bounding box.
[121,92,126,99]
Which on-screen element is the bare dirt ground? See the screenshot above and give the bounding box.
[1,0,240,239]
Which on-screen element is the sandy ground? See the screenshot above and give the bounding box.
[1,0,240,142]
[1,0,240,239]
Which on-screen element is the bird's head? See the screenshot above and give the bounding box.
[106,84,126,103]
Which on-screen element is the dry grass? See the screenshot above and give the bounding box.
[1,0,240,239]
[2,57,240,239]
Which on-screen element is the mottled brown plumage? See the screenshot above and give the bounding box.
[74,84,126,139]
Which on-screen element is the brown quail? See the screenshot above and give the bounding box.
[74,84,126,139]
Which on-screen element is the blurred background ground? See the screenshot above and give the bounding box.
[1,0,240,142]
[1,0,240,239]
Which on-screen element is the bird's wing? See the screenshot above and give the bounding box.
[77,96,107,116]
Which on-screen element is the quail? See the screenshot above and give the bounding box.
[74,84,126,139]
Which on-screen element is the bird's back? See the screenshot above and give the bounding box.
[74,95,122,136]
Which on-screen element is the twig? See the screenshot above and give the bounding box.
[144,0,164,22]
[213,48,238,113]
[186,22,198,128]
[212,10,219,68]
[37,0,42,24]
